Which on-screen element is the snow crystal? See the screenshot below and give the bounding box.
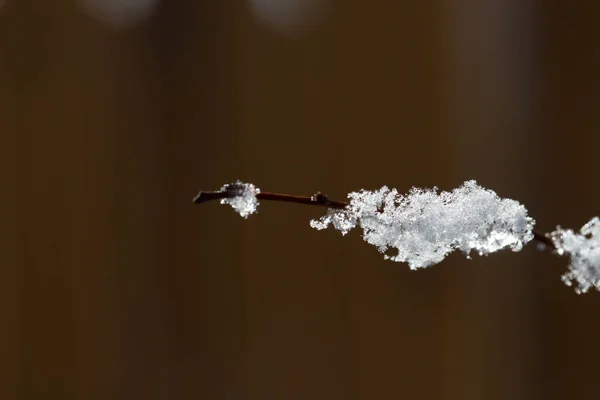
[220,181,260,218]
[310,180,535,269]
[309,209,357,235]
[551,217,600,294]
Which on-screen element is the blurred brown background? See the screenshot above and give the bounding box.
[1,0,600,399]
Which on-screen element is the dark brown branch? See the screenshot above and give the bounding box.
[193,186,557,251]
[533,230,556,250]
[193,184,348,210]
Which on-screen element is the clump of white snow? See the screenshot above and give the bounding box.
[310,208,357,234]
[551,217,600,294]
[220,181,260,218]
[310,180,535,269]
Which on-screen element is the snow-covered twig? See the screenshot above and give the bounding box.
[194,180,600,294]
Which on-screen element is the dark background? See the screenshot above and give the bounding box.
[2,1,600,399]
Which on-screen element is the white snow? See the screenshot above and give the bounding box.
[311,180,535,269]
[220,181,260,218]
[551,217,600,294]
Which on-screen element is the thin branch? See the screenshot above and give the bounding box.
[194,189,347,209]
[532,230,556,250]
[193,187,557,251]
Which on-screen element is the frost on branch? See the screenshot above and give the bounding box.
[551,217,600,294]
[220,181,260,218]
[310,180,535,269]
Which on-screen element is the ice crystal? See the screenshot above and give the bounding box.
[551,217,600,294]
[310,180,535,269]
[220,181,260,218]
[309,208,357,235]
